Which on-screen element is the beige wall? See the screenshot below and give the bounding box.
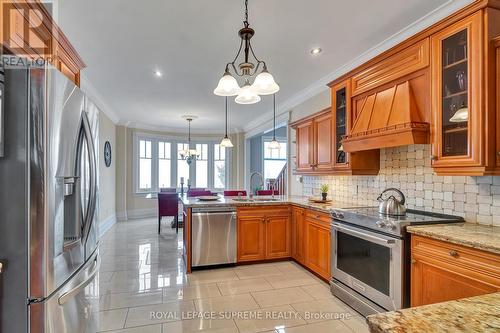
[116,126,244,219]
[98,111,117,232]
[115,126,128,220]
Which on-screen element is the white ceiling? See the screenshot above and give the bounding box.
[58,0,467,133]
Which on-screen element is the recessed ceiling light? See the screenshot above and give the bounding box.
[310,47,322,55]
[154,70,163,77]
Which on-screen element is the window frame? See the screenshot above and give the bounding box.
[133,132,231,193]
[262,136,287,181]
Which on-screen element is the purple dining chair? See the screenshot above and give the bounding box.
[256,190,279,196]
[187,190,212,197]
[224,190,247,197]
[158,193,179,234]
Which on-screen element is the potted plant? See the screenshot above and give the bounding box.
[320,184,329,201]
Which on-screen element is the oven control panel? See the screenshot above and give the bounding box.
[377,220,398,232]
[331,210,344,219]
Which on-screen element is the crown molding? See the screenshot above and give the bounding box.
[120,120,243,136]
[242,0,474,134]
[80,72,120,124]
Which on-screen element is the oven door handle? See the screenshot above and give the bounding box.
[331,224,397,246]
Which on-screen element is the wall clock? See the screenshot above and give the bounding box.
[104,141,112,167]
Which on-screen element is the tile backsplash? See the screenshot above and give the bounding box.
[302,145,500,226]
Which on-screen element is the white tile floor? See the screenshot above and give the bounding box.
[97,218,370,333]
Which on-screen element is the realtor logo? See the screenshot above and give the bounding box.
[1,1,53,58]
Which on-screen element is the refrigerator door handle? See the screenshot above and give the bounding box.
[57,255,100,305]
[80,111,97,245]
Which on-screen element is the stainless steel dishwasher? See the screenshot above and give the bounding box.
[191,207,237,267]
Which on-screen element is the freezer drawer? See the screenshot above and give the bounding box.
[29,250,100,333]
[191,210,237,267]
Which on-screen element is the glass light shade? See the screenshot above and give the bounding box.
[220,136,234,148]
[268,139,281,150]
[449,107,468,123]
[189,148,200,157]
[252,70,280,95]
[180,148,200,158]
[214,73,240,96]
[235,81,261,104]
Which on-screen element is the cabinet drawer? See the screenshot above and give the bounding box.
[237,206,290,217]
[411,235,500,283]
[351,38,429,96]
[304,210,331,226]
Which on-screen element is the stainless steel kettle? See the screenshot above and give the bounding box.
[377,188,406,216]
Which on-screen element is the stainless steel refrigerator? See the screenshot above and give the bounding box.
[0,55,100,332]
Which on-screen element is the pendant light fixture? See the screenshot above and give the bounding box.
[180,116,200,165]
[269,93,280,150]
[220,97,234,148]
[214,0,279,104]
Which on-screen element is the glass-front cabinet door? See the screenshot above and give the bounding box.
[431,12,482,168]
[331,80,350,169]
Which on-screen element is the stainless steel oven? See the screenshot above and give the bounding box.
[329,206,463,317]
[331,221,404,314]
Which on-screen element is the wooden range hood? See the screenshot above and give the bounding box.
[341,80,430,152]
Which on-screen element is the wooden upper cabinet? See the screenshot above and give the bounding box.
[411,235,500,307]
[351,38,430,97]
[295,120,314,172]
[331,79,380,175]
[292,104,379,175]
[292,109,330,174]
[313,112,333,171]
[332,80,350,170]
[0,0,85,86]
[430,12,485,174]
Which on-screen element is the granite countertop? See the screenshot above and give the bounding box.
[366,292,500,333]
[407,223,500,255]
[179,194,368,213]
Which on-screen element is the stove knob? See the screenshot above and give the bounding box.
[331,211,338,218]
[386,223,397,231]
[338,212,344,219]
[376,220,386,228]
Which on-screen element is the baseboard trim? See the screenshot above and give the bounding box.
[125,208,156,220]
[116,210,128,221]
[99,213,117,238]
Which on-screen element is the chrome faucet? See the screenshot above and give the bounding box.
[249,171,264,199]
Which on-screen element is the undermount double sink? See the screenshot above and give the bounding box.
[231,198,280,202]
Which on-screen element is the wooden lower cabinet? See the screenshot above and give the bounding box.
[237,206,290,262]
[304,215,331,280]
[266,215,291,259]
[237,215,266,262]
[411,235,500,307]
[237,206,331,281]
[292,207,306,264]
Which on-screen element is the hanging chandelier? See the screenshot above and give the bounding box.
[180,116,200,165]
[213,0,279,104]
